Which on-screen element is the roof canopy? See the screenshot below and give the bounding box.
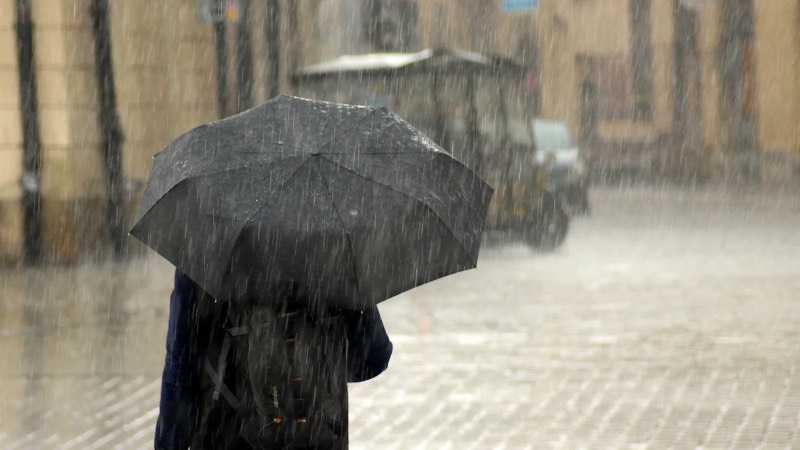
[293,48,527,80]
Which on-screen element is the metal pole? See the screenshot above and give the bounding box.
[718,0,756,180]
[364,0,383,51]
[15,0,42,264]
[497,82,516,219]
[673,0,688,140]
[214,21,230,118]
[91,0,126,258]
[287,0,299,77]
[265,0,281,99]
[430,72,447,148]
[673,0,702,146]
[465,74,482,174]
[236,0,254,112]
[629,0,654,121]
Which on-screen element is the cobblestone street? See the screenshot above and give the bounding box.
[1,184,799,449]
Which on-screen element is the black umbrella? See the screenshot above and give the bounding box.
[130,95,493,311]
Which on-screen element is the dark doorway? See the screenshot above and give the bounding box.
[363,0,418,52]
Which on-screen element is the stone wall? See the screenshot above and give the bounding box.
[753,1,799,154]
[109,1,218,204]
[111,1,219,258]
[304,0,800,184]
[0,0,219,264]
[33,0,106,262]
[1,0,798,265]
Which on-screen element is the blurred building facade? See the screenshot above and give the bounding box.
[0,0,314,264]
[412,0,800,184]
[0,0,799,263]
[1,0,219,264]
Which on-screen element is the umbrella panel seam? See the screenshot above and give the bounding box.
[316,155,478,267]
[311,108,381,155]
[218,104,378,157]
[314,114,443,156]
[134,156,309,226]
[216,157,315,296]
[311,157,363,301]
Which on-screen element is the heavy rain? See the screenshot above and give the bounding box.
[1,0,799,449]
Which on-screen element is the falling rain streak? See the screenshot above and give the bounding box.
[1,0,800,448]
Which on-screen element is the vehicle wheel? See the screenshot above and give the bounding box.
[529,192,569,251]
[559,186,590,216]
[574,189,590,216]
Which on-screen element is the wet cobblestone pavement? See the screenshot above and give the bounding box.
[1,185,799,449]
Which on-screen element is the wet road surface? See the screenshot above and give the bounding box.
[1,184,799,449]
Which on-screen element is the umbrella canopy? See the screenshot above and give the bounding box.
[130,95,493,311]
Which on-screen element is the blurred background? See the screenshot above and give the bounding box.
[1,0,799,448]
[1,0,799,264]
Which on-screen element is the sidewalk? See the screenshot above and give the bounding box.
[1,185,799,449]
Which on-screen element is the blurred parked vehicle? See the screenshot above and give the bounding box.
[489,117,589,216]
[293,48,570,250]
[532,119,590,215]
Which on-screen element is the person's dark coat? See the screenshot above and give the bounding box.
[155,269,393,450]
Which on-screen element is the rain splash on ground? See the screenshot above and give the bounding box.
[1,183,799,449]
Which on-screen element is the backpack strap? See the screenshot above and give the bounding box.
[204,327,247,410]
[205,306,286,410]
[202,297,255,410]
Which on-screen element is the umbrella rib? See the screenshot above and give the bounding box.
[219,108,374,156]
[348,152,491,221]
[318,150,433,155]
[223,129,308,156]
[311,157,363,300]
[209,110,308,156]
[137,156,308,223]
[317,155,478,266]
[246,155,311,188]
[312,108,380,154]
[207,119,312,157]
[216,156,314,287]
[184,155,305,180]
[240,156,313,224]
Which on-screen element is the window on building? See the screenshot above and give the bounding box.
[362,0,419,51]
[594,55,631,121]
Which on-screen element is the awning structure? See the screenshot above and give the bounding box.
[292,48,527,80]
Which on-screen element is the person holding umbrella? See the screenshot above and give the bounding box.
[154,268,393,450]
[132,96,494,449]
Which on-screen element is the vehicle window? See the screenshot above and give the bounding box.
[533,121,576,152]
